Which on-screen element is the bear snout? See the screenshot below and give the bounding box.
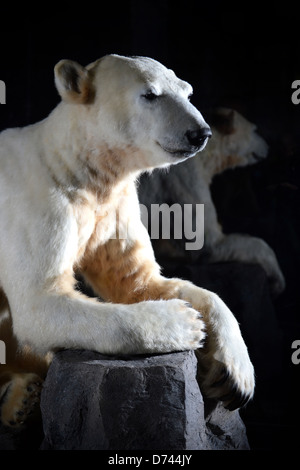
[185,126,212,150]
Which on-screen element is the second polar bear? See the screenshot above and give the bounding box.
[139,107,285,296]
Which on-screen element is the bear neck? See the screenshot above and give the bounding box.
[40,102,142,201]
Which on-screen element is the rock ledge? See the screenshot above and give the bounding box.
[40,349,249,450]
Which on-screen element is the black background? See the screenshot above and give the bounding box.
[0,0,299,451]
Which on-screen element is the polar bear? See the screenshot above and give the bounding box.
[0,55,254,427]
[139,107,285,296]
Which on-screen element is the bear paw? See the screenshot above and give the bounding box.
[196,343,255,411]
[0,373,43,427]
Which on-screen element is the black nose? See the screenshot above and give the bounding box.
[185,127,212,148]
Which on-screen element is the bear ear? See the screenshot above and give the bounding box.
[206,108,235,135]
[54,60,94,104]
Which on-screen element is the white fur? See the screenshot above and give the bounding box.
[0,56,254,413]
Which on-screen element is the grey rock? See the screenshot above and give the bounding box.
[40,349,249,450]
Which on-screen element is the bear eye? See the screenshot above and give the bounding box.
[142,90,158,101]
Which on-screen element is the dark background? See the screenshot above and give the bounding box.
[0,1,299,451]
